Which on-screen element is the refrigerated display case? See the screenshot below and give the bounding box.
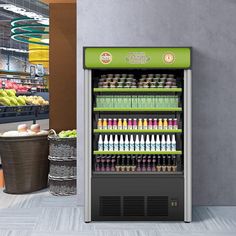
[83,47,192,222]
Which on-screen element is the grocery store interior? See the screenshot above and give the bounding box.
[0,0,236,236]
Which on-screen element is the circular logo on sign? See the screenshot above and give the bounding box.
[100,52,112,64]
[163,52,175,64]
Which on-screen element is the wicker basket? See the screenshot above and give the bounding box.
[48,156,76,178]
[0,134,49,194]
[48,129,76,158]
[48,130,77,196]
[48,177,76,196]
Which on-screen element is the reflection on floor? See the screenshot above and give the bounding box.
[0,189,235,236]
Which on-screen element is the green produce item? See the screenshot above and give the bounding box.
[8,97,19,106]
[0,90,8,97]
[6,89,16,97]
[0,97,11,106]
[59,129,77,138]
[17,97,26,106]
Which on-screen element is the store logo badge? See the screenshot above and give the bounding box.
[100,52,112,64]
[163,52,175,64]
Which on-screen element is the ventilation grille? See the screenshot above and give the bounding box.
[100,196,121,216]
[147,196,168,216]
[123,196,145,216]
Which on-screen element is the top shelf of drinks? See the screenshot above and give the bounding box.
[95,73,181,89]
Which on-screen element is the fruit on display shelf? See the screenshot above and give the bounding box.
[59,129,77,138]
[0,89,49,106]
[0,80,30,92]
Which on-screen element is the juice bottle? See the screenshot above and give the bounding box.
[135,135,140,151]
[109,135,114,151]
[108,118,113,130]
[163,119,168,130]
[123,118,128,130]
[166,135,171,151]
[143,118,148,129]
[153,118,157,129]
[103,118,108,130]
[173,118,178,129]
[118,118,123,130]
[151,135,156,151]
[97,118,103,130]
[114,135,119,151]
[146,135,151,151]
[104,135,109,151]
[140,135,145,151]
[171,135,176,151]
[158,118,163,130]
[113,119,118,129]
[128,119,133,130]
[130,135,134,151]
[156,135,161,151]
[168,118,173,130]
[133,119,137,129]
[161,135,166,151]
[148,118,153,130]
[119,135,124,151]
[138,118,143,130]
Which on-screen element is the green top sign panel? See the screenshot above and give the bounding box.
[84,47,191,69]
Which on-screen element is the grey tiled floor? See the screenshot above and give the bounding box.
[0,189,236,236]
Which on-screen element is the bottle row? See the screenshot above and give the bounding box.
[97,118,178,130]
[98,73,177,88]
[94,155,178,172]
[96,95,179,108]
[98,134,177,152]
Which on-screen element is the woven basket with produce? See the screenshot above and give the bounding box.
[48,129,77,196]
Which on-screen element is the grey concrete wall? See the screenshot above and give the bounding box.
[77,0,236,205]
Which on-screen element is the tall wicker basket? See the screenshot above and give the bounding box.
[48,130,76,196]
[0,135,49,194]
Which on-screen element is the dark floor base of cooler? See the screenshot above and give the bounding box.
[91,175,184,221]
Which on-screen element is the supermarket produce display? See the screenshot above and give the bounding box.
[84,47,192,222]
[0,89,49,124]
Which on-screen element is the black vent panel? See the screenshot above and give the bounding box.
[147,196,168,216]
[99,196,121,216]
[123,196,145,216]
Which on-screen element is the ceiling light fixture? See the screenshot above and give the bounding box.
[0,4,49,25]
[0,47,28,53]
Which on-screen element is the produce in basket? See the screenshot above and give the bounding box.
[59,129,77,138]
[0,124,48,137]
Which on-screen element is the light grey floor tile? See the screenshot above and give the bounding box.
[0,230,32,236]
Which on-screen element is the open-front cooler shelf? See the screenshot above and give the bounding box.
[94,129,182,133]
[94,88,182,93]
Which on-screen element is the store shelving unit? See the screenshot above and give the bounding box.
[83,47,192,222]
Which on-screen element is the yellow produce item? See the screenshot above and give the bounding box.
[0,97,11,106]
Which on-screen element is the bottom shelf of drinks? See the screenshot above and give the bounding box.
[93,117,183,175]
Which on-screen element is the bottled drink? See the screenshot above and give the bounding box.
[172,155,177,172]
[103,118,108,130]
[168,118,173,130]
[118,118,123,130]
[163,119,168,130]
[143,119,148,129]
[156,135,161,151]
[148,119,153,129]
[97,118,103,129]
[130,135,134,151]
[158,118,163,130]
[135,135,140,151]
[133,118,138,129]
[173,118,178,129]
[123,118,128,130]
[138,118,143,130]
[167,155,172,172]
[140,135,145,151]
[166,135,171,151]
[108,118,113,129]
[171,135,176,151]
[98,135,103,151]
[119,135,124,151]
[146,135,151,151]
[106,156,111,171]
[109,135,114,151]
[153,118,157,129]
[162,155,167,172]
[157,155,161,172]
[161,135,166,151]
[147,156,152,172]
[113,119,118,129]
[152,156,156,171]
[151,135,156,151]
[114,135,119,151]
[125,135,129,151]
[128,119,133,130]
[104,135,109,151]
